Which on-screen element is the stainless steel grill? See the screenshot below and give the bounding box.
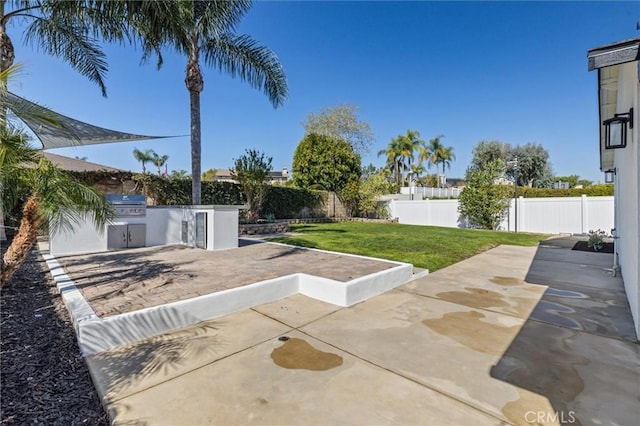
[105,194,146,218]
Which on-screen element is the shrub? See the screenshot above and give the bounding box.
[458,161,511,230]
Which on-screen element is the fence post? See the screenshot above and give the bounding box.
[517,196,524,232]
[581,194,588,234]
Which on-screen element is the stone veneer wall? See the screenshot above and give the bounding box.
[238,217,398,235]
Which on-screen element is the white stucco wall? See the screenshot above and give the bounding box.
[50,206,243,256]
[613,61,640,337]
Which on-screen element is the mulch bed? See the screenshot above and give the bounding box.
[572,240,614,254]
[0,245,108,425]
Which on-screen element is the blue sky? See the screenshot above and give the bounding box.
[9,1,639,182]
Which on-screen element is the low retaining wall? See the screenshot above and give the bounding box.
[239,217,399,235]
[239,222,290,235]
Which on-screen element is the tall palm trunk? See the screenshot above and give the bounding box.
[394,159,399,186]
[1,195,41,287]
[189,89,201,204]
[186,42,203,205]
[0,2,16,74]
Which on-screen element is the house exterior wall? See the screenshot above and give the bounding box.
[613,61,640,337]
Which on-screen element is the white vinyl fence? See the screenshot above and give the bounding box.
[399,186,461,199]
[388,195,614,234]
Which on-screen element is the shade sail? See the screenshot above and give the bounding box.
[5,92,178,149]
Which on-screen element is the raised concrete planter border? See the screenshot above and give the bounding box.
[41,242,415,355]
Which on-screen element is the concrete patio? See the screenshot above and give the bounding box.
[79,238,639,425]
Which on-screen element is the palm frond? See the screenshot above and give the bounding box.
[203,33,288,108]
[30,157,114,235]
[23,17,109,97]
[0,125,38,214]
[195,0,252,38]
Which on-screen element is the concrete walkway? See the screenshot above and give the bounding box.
[85,240,639,425]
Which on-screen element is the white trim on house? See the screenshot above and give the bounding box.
[588,37,640,338]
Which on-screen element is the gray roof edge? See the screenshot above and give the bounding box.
[42,152,125,172]
[588,37,640,71]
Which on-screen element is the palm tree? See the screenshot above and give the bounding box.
[0,65,113,286]
[132,148,155,173]
[426,136,455,187]
[410,163,426,180]
[151,152,169,175]
[130,1,288,204]
[439,146,456,176]
[0,125,113,286]
[426,136,444,170]
[377,137,403,186]
[398,130,425,185]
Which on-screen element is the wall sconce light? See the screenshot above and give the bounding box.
[604,168,616,183]
[603,108,633,149]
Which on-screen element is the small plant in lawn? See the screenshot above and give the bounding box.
[587,229,609,251]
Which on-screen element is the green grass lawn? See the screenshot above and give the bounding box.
[267,222,547,272]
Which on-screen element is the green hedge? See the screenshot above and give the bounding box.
[262,186,325,219]
[132,175,244,205]
[132,174,323,218]
[516,184,614,198]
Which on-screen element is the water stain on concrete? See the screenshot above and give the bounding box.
[422,311,519,356]
[508,296,540,318]
[490,276,522,286]
[501,389,583,426]
[494,325,588,426]
[530,301,583,330]
[436,287,509,310]
[545,288,588,299]
[271,337,343,371]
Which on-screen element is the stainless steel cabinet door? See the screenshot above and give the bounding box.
[107,225,128,249]
[127,224,146,248]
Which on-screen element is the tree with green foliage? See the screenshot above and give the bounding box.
[292,133,361,194]
[361,163,381,180]
[554,174,580,188]
[303,103,374,154]
[410,163,426,180]
[378,130,427,187]
[151,151,169,176]
[125,0,288,205]
[397,130,425,185]
[509,143,553,188]
[132,148,155,173]
[471,140,553,188]
[359,172,394,218]
[170,169,190,179]
[201,168,218,182]
[231,149,272,219]
[0,93,112,286]
[0,1,118,96]
[458,160,511,230]
[470,140,511,171]
[377,136,405,187]
[426,135,455,186]
[417,173,439,188]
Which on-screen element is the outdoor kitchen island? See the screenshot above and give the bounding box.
[48,195,245,256]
